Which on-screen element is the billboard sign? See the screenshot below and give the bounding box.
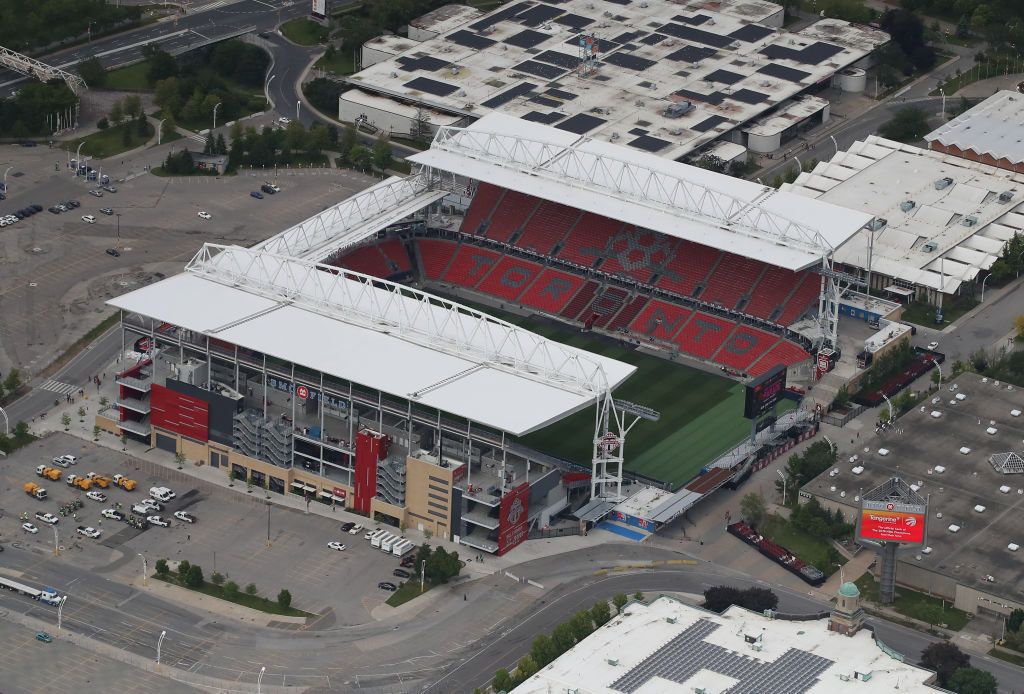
[497,482,530,555]
[311,0,327,20]
[858,500,926,544]
[744,364,786,419]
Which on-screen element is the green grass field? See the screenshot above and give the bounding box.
[444,296,755,489]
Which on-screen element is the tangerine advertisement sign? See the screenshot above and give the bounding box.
[859,508,925,544]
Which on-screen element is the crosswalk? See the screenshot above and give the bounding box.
[39,380,78,396]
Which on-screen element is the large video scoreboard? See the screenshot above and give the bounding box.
[743,364,786,419]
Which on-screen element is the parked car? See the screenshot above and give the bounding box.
[66,200,80,208]
[260,184,276,195]
[173,510,196,523]
[99,207,113,215]
[22,522,39,533]
[81,214,96,224]
[36,631,53,643]
[327,541,346,551]
[105,248,120,257]
[340,522,355,532]
[147,515,170,527]
[102,185,117,193]
[400,555,416,568]
[392,568,411,579]
[348,524,364,534]
[278,116,291,125]
[34,512,59,525]
[101,508,125,521]
[76,526,101,538]
[927,341,939,351]
[86,490,107,502]
[250,190,264,199]
[53,454,76,466]
[88,189,103,198]
[378,582,397,592]
[197,211,212,219]
[132,503,154,515]
[48,207,60,214]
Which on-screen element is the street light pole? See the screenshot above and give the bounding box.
[57,595,67,631]
[157,629,166,666]
[213,102,222,131]
[157,118,166,146]
[76,143,84,168]
[296,100,301,121]
[138,553,148,585]
[0,405,8,435]
[980,272,993,302]
[932,358,943,392]
[115,213,121,247]
[420,559,426,593]
[266,501,271,547]
[258,666,266,694]
[52,525,59,556]
[2,166,12,195]
[776,468,787,505]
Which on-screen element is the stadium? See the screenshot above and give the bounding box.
[106,114,870,553]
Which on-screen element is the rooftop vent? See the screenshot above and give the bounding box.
[1010,543,1020,551]
[934,176,954,190]
[999,190,1015,203]
[664,101,695,118]
[866,217,887,231]
[900,200,916,212]
[975,504,987,513]
[961,215,978,227]
[921,240,939,253]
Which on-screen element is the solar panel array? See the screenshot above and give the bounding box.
[610,619,833,694]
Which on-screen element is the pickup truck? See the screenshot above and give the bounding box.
[76,526,101,539]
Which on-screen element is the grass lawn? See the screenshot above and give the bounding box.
[0,430,37,454]
[900,298,977,327]
[990,649,1024,667]
[759,515,845,574]
[103,61,151,90]
[281,18,328,46]
[437,294,755,489]
[855,574,969,630]
[315,50,356,76]
[155,575,312,617]
[64,122,154,159]
[385,580,431,607]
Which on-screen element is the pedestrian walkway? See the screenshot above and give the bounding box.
[820,547,874,595]
[38,379,78,396]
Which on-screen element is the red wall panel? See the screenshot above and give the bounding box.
[354,429,388,514]
[151,384,209,442]
[497,482,530,555]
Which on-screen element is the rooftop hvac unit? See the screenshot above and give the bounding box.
[961,215,978,227]
[934,176,954,190]
[900,200,916,212]
[664,101,695,118]
[922,240,938,252]
[610,132,620,141]
[999,190,1015,203]
[921,546,933,554]
[1010,543,1020,551]
[866,217,887,231]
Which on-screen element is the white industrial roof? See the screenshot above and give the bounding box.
[108,245,635,436]
[411,113,873,269]
[514,596,939,693]
[926,90,1024,165]
[343,0,887,161]
[784,135,1024,293]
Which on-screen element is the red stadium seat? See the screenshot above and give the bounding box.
[607,296,648,332]
[485,190,538,243]
[600,228,676,283]
[335,244,392,278]
[744,266,802,320]
[560,280,600,320]
[712,326,778,372]
[748,340,811,376]
[515,201,581,255]
[460,183,504,235]
[776,272,821,326]
[674,311,734,360]
[476,256,544,301]
[559,213,624,266]
[656,241,721,296]
[519,268,586,314]
[700,254,765,310]
[441,245,502,288]
[628,299,693,341]
[417,239,459,281]
[377,239,412,275]
[586,287,630,328]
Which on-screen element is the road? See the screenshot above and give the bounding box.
[0,0,309,96]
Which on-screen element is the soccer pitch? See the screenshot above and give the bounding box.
[469,306,754,490]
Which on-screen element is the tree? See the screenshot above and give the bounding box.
[215,133,228,155]
[92,425,101,440]
[693,154,726,173]
[373,135,394,173]
[1008,608,1024,633]
[880,106,930,143]
[155,559,169,577]
[204,132,215,155]
[634,591,644,601]
[277,588,292,610]
[136,111,149,137]
[704,586,745,613]
[948,666,998,694]
[591,600,612,627]
[185,564,204,588]
[832,383,850,409]
[612,593,628,613]
[513,655,539,685]
[14,420,28,438]
[1015,316,1024,341]
[61,413,71,430]
[920,641,971,687]
[530,634,558,668]
[349,144,372,171]
[122,123,132,147]
[224,580,240,596]
[178,560,191,578]
[211,571,225,586]
[493,668,514,693]
[154,77,182,116]
[740,492,766,526]
[569,609,595,642]
[4,368,21,393]
[96,117,109,130]
[410,106,432,144]
[552,622,576,653]
[78,56,107,87]
[123,94,142,118]
[109,100,124,126]
[147,49,179,84]
[245,582,258,595]
[742,587,779,612]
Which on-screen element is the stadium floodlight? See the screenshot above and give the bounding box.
[613,399,660,422]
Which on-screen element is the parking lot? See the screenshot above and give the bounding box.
[0,142,377,380]
[1,432,412,623]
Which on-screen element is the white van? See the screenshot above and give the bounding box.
[381,534,403,553]
[393,539,415,557]
[372,532,393,549]
[149,486,175,502]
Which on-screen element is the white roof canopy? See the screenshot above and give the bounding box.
[108,244,635,436]
[410,114,872,270]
